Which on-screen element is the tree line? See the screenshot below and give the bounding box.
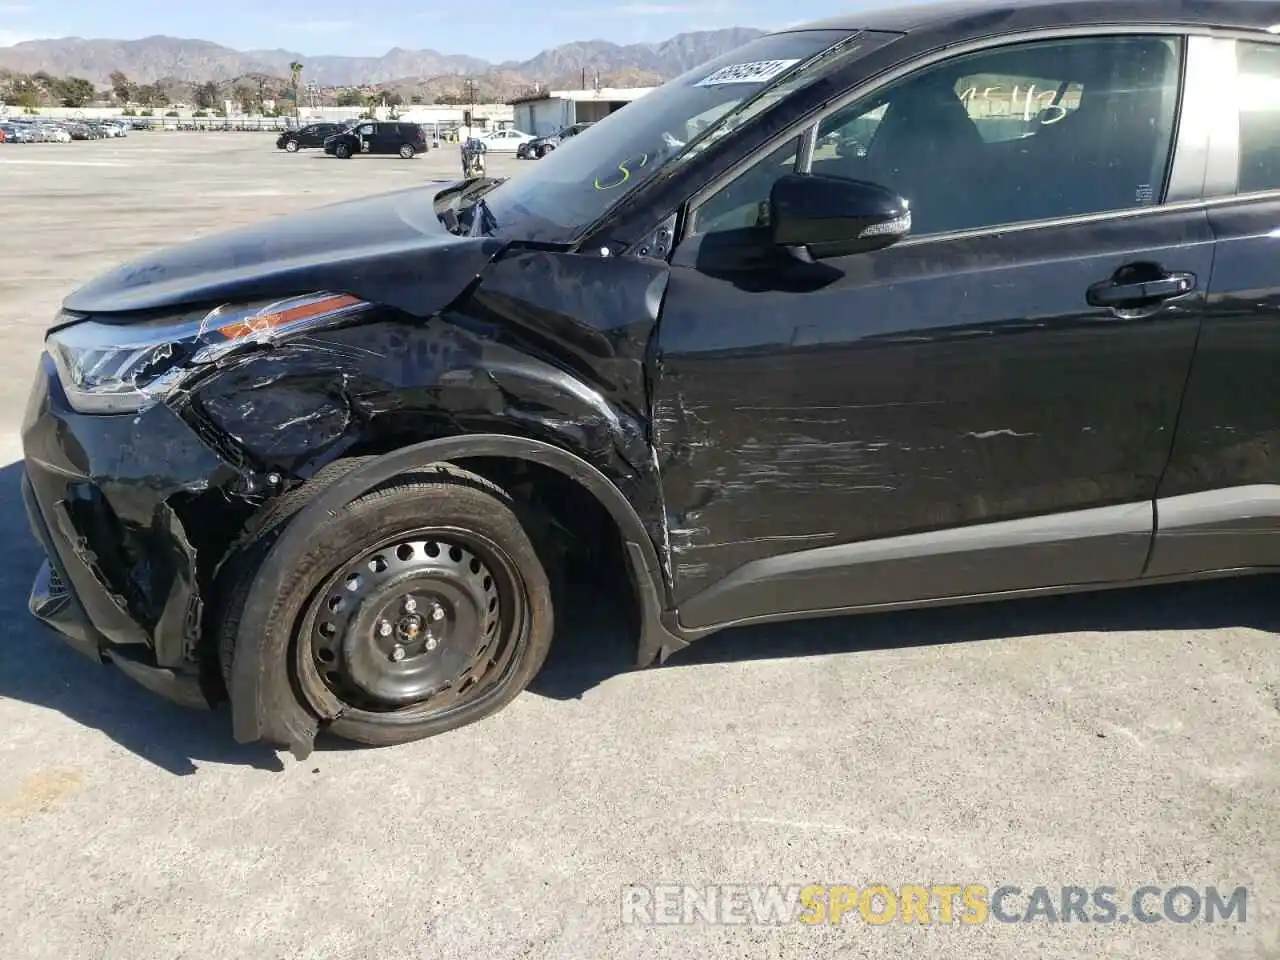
[2,67,517,113]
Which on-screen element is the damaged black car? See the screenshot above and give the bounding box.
[22,0,1280,758]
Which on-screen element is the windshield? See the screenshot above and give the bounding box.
[481,29,858,243]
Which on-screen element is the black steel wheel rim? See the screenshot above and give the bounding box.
[296,527,526,717]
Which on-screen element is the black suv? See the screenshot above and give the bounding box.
[324,121,428,159]
[21,0,1280,758]
[278,123,346,152]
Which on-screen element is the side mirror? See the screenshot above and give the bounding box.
[770,173,911,260]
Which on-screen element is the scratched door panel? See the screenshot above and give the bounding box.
[654,207,1213,607]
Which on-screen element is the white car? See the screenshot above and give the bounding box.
[477,129,535,152]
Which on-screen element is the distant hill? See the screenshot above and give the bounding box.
[0,28,768,88]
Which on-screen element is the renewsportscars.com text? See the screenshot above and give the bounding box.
[620,884,1248,926]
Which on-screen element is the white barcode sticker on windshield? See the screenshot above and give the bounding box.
[695,59,800,87]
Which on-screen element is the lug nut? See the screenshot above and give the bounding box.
[390,644,406,662]
[404,597,418,614]
[377,620,393,637]
[426,636,438,652]
[430,603,445,622]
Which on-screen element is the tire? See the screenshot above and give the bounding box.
[218,469,554,747]
[537,144,555,158]
[334,142,351,159]
[398,143,415,159]
[284,139,300,153]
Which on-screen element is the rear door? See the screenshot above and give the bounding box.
[1150,36,1280,577]
[371,123,396,154]
[655,32,1216,624]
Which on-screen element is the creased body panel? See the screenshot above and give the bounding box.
[656,208,1212,609]
[463,249,672,558]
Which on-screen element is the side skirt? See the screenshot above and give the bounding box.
[669,490,1280,639]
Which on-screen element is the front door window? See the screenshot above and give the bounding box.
[687,35,1182,243]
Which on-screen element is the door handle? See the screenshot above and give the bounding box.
[1086,271,1196,308]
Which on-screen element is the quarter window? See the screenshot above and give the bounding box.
[1237,41,1280,194]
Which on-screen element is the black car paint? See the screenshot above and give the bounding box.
[277,124,344,149]
[21,0,1280,757]
[323,122,428,157]
[658,206,1217,620]
[62,184,500,316]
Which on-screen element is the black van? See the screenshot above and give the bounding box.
[324,121,428,159]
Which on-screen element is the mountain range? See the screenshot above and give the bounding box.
[0,28,767,88]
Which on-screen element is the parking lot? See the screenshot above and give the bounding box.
[0,133,1277,959]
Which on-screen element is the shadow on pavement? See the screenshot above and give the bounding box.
[2,454,1276,771]
[0,462,283,775]
[531,554,1280,700]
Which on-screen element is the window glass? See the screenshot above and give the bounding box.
[688,138,802,235]
[809,36,1180,236]
[689,36,1181,244]
[955,74,1084,143]
[1237,41,1280,193]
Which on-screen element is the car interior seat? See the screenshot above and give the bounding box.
[861,75,988,234]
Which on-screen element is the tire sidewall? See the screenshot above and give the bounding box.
[285,139,299,152]
[335,142,351,159]
[241,479,553,747]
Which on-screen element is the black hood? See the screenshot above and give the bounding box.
[62,182,507,319]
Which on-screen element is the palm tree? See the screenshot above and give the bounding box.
[289,61,303,121]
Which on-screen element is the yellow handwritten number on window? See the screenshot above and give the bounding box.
[595,153,650,190]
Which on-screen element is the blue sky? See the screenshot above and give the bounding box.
[0,0,891,61]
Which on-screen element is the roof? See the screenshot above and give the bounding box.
[781,0,1280,36]
[509,87,657,106]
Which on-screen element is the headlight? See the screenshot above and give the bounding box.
[47,292,369,414]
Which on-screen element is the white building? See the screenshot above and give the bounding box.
[510,87,656,137]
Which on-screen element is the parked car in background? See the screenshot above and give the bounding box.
[324,120,428,159]
[1,123,32,142]
[277,122,346,152]
[477,128,536,153]
[517,122,595,159]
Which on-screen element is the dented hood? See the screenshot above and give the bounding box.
[62,182,507,318]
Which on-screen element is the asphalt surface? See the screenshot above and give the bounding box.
[0,134,1277,960]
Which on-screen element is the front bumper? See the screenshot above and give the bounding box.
[20,353,242,709]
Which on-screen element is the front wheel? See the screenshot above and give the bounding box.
[537,144,555,159]
[398,143,416,159]
[334,142,352,159]
[220,471,554,747]
[284,139,300,153]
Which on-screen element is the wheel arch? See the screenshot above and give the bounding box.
[225,433,685,755]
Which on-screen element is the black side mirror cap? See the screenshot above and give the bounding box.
[770,173,911,259]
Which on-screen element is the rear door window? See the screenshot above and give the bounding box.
[1236,40,1280,193]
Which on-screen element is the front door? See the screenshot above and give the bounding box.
[653,32,1212,629]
